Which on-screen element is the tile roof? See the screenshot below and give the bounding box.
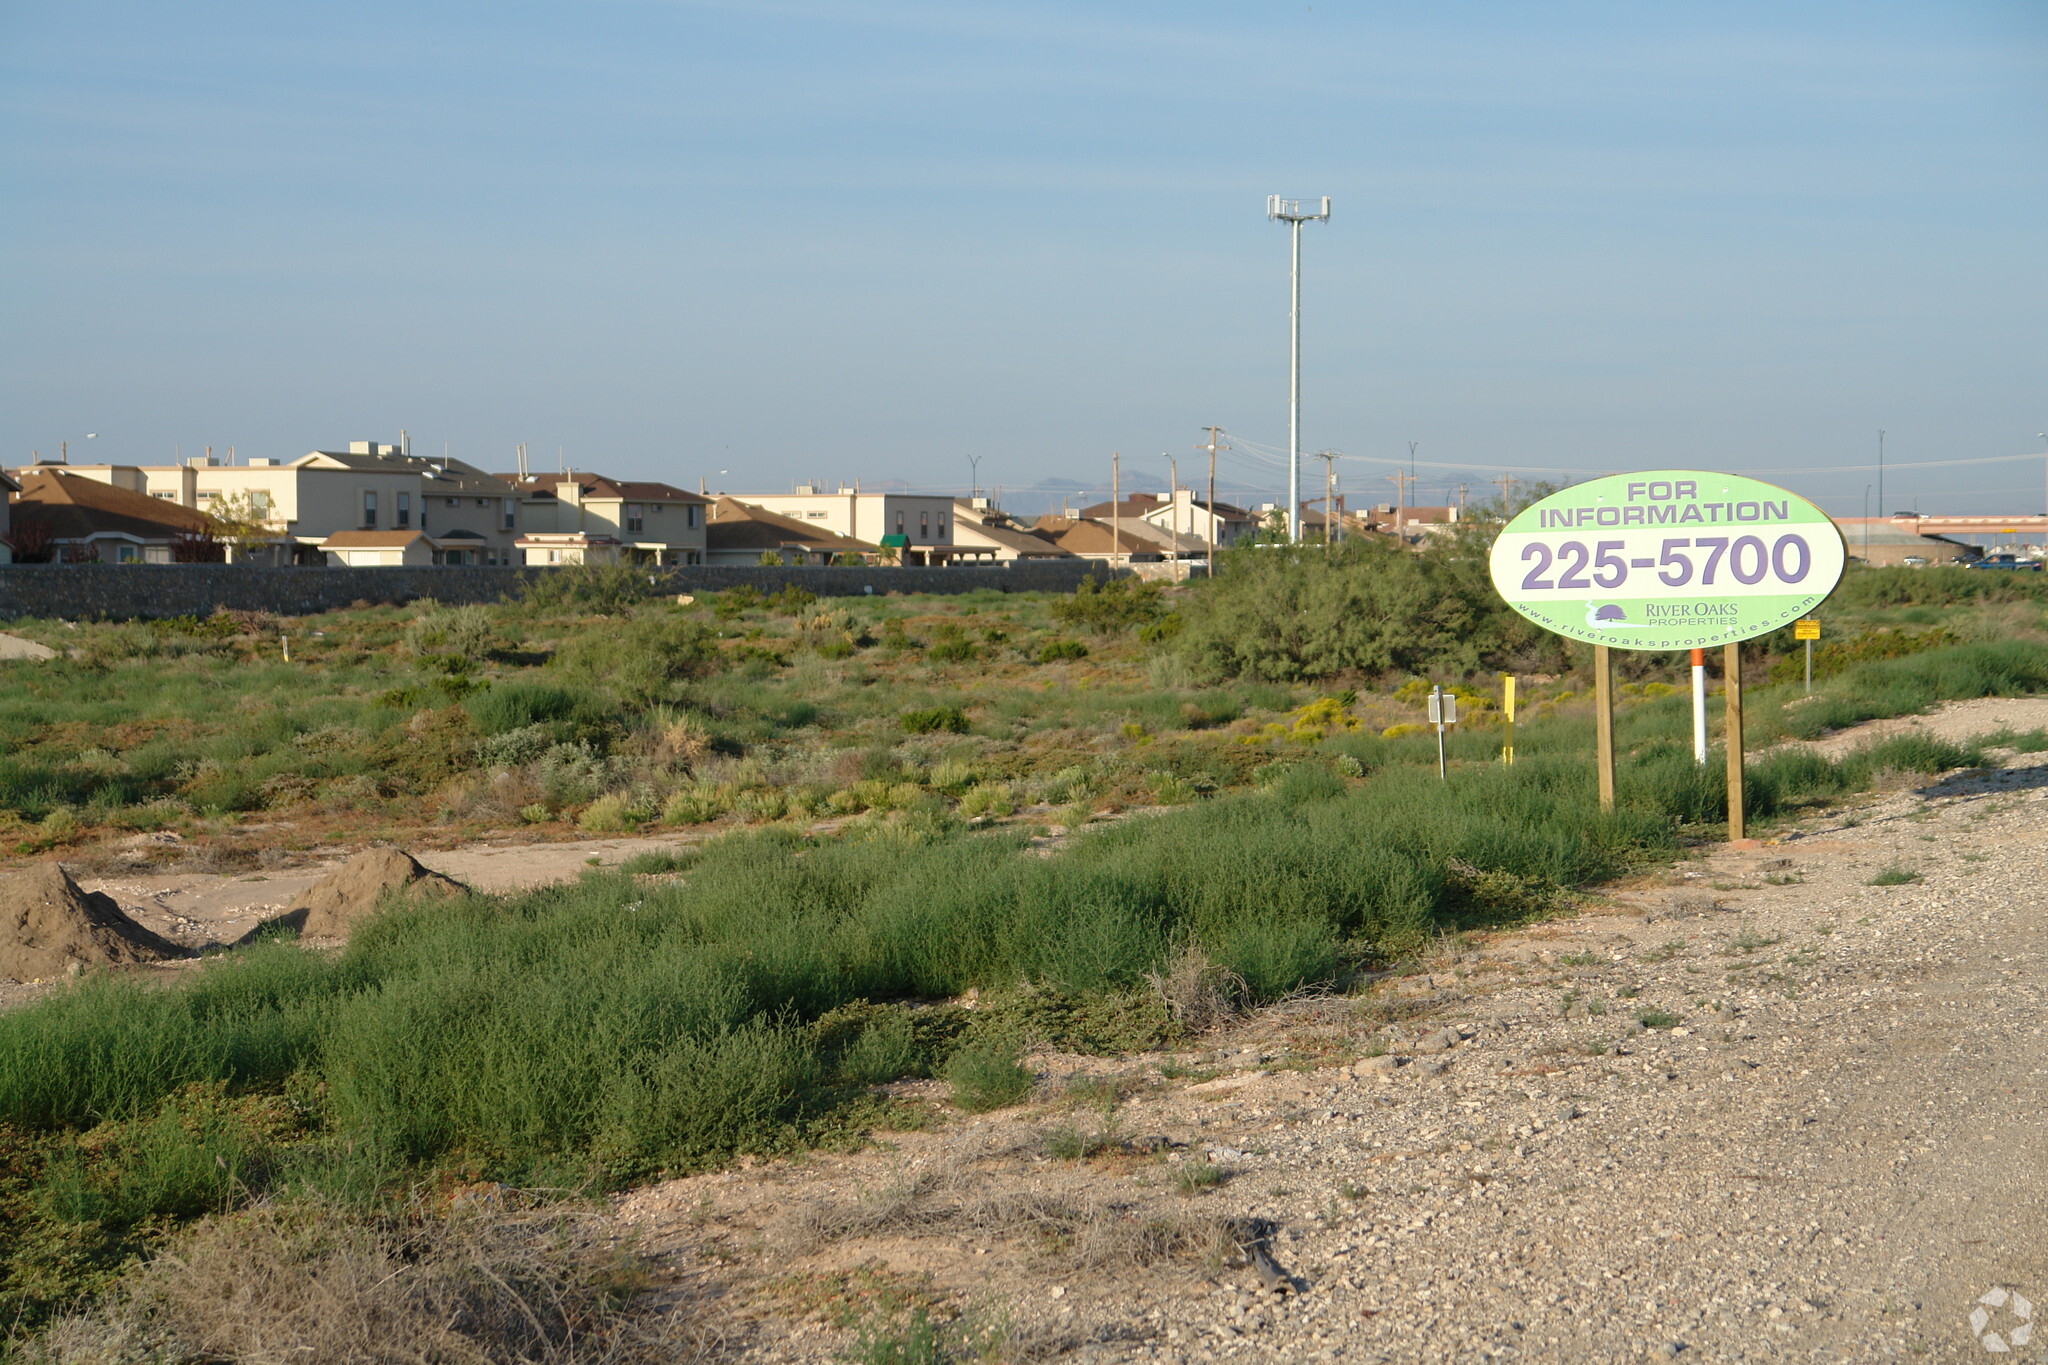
[10,470,215,541]
[706,498,877,554]
[320,530,432,548]
[950,517,1072,557]
[498,472,710,505]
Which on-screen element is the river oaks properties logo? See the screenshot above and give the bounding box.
[1969,1287,2033,1353]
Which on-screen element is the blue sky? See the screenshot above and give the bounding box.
[3,1,2045,515]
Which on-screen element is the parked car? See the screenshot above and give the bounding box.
[1899,555,1929,567]
[1965,554,2043,572]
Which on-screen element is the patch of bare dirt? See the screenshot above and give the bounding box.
[1786,695,2048,758]
[0,861,185,984]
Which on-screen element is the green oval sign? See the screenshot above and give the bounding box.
[1488,470,1846,650]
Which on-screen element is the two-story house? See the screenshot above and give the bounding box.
[501,472,710,566]
[730,486,955,565]
[43,441,525,564]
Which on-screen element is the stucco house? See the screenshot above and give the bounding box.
[5,468,221,563]
[0,469,17,565]
[705,498,877,565]
[728,486,955,565]
[502,472,709,566]
[319,530,437,567]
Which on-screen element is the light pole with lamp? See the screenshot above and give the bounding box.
[1267,195,1331,544]
[1863,484,1872,562]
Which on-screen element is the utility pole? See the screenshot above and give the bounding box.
[1390,469,1418,534]
[1456,482,1469,515]
[1166,455,1179,521]
[1877,430,1886,524]
[1268,195,1331,545]
[1199,426,1226,577]
[966,453,982,501]
[1111,451,1122,570]
[1317,452,1339,548]
[1494,473,1517,513]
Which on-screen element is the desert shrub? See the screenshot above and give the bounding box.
[1174,536,1564,682]
[711,585,764,620]
[578,792,653,832]
[944,1042,1032,1113]
[957,782,1015,819]
[402,604,497,663]
[926,623,979,663]
[900,706,969,735]
[478,723,559,768]
[465,683,583,737]
[551,617,719,708]
[765,584,817,616]
[662,784,730,825]
[535,741,615,806]
[1049,577,1166,636]
[1764,626,1957,685]
[518,564,651,614]
[1037,639,1088,663]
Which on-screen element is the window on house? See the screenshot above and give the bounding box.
[626,504,644,535]
[117,544,140,564]
[920,510,929,538]
[546,550,561,564]
[937,517,947,536]
[152,491,175,500]
[362,491,377,527]
[397,493,411,528]
[476,498,489,507]
[895,510,905,534]
[197,490,218,502]
[806,511,827,520]
[446,497,460,507]
[502,500,516,530]
[250,490,271,519]
[687,505,699,529]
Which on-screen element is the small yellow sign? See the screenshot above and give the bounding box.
[1794,619,1820,640]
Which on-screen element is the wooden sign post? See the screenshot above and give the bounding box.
[1592,644,1616,811]
[1724,642,1745,841]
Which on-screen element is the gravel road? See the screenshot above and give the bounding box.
[622,740,2048,1364]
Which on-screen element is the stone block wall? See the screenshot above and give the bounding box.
[0,562,1116,622]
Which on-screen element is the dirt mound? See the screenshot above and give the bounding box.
[0,862,185,981]
[260,846,466,942]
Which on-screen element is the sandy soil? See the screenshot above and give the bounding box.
[1788,695,2048,758]
[601,733,2048,1363]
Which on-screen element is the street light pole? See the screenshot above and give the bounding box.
[1268,195,1331,545]
[1863,484,1871,562]
[1877,429,1885,524]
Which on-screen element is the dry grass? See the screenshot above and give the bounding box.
[22,1199,724,1365]
[1144,946,1245,1037]
[775,1151,1239,1275]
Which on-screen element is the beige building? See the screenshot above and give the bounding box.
[20,441,525,565]
[503,472,709,566]
[0,469,16,565]
[947,500,1072,563]
[1082,491,1259,550]
[729,486,956,564]
[704,498,877,566]
[319,530,437,567]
